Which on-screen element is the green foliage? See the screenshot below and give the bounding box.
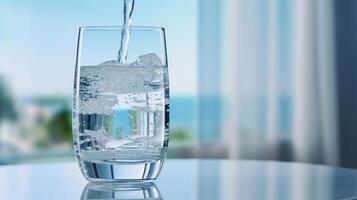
[0,77,17,121]
[44,109,72,143]
[170,129,193,142]
[104,115,114,136]
[33,96,69,106]
[34,137,48,148]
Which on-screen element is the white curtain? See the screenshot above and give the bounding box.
[199,0,339,165]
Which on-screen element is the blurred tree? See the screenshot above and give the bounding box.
[45,109,72,144]
[171,129,193,142]
[0,76,17,122]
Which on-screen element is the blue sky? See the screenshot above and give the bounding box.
[0,0,197,96]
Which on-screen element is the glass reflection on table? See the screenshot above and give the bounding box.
[81,182,162,200]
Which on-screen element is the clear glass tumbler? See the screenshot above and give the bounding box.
[72,26,169,182]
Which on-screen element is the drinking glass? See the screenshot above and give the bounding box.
[73,26,169,182]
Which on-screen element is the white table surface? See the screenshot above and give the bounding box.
[2,159,357,200]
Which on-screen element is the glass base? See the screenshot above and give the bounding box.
[79,159,164,182]
[81,182,162,199]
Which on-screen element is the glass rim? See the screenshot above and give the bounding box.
[79,26,165,32]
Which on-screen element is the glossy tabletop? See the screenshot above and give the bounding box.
[1,159,357,200]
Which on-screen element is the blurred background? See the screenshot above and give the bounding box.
[0,0,357,169]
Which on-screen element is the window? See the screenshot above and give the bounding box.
[0,0,198,162]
